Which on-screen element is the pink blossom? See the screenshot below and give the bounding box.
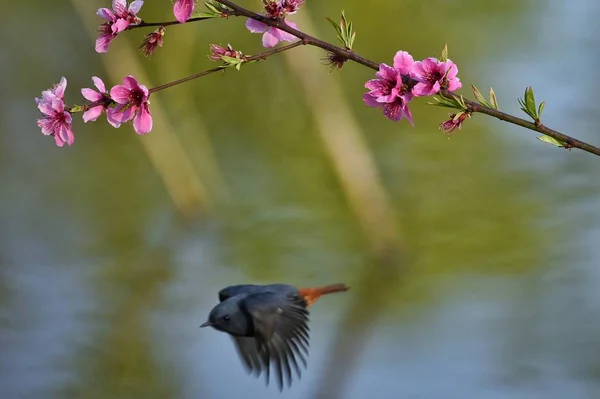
[107,75,153,134]
[439,112,469,134]
[245,19,298,48]
[81,77,112,123]
[208,43,242,61]
[364,64,400,104]
[363,51,416,124]
[263,0,285,18]
[411,58,462,97]
[281,0,305,14]
[363,91,413,125]
[96,0,144,53]
[173,0,195,23]
[245,0,301,47]
[35,77,75,147]
[140,27,165,57]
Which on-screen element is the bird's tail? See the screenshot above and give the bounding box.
[298,283,349,307]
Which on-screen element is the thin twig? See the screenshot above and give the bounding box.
[148,41,304,93]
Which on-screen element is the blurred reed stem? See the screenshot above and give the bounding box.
[70,0,225,218]
[282,11,411,399]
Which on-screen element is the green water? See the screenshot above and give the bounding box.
[1,0,600,398]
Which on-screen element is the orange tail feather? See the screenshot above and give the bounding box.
[298,283,349,307]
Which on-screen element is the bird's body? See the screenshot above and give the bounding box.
[200,283,349,390]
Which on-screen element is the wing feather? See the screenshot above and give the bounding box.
[235,291,310,390]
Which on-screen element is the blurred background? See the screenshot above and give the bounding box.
[2,0,600,398]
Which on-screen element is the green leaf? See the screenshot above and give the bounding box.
[326,17,342,36]
[427,96,456,108]
[471,84,492,108]
[489,87,499,110]
[345,16,356,49]
[198,0,230,17]
[220,55,244,70]
[326,17,345,47]
[69,105,84,113]
[440,44,448,62]
[518,95,536,121]
[192,12,220,18]
[537,135,568,148]
[327,10,355,50]
[524,87,537,117]
[537,101,545,119]
[339,10,347,31]
[427,95,467,110]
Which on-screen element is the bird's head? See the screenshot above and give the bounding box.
[200,299,252,337]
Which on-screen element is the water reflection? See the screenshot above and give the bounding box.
[2,0,600,398]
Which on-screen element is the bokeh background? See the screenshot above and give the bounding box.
[2,0,600,398]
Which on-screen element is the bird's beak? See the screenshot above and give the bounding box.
[199,321,211,328]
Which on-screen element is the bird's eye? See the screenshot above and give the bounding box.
[223,315,231,322]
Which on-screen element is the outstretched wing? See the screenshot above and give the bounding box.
[218,284,261,302]
[230,336,265,377]
[237,292,310,390]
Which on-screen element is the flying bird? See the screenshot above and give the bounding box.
[200,282,349,390]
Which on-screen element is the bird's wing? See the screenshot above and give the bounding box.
[230,336,263,376]
[240,291,310,390]
[218,284,260,302]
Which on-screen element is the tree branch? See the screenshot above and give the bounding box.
[214,0,600,157]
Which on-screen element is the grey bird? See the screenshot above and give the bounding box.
[200,283,349,390]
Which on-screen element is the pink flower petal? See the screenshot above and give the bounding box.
[37,118,53,135]
[92,76,106,93]
[447,78,462,92]
[412,82,434,97]
[363,93,380,107]
[246,18,268,33]
[106,107,122,128]
[376,64,397,81]
[411,61,426,77]
[262,28,279,48]
[55,77,67,98]
[37,101,56,116]
[383,102,403,121]
[57,121,74,145]
[53,134,65,147]
[52,97,64,113]
[444,61,458,79]
[112,18,130,33]
[392,51,414,75]
[122,75,139,90]
[97,8,115,21]
[271,24,298,43]
[173,0,194,23]
[133,103,152,134]
[110,84,131,104]
[95,33,113,53]
[112,0,126,10]
[364,79,384,91]
[376,89,399,103]
[107,104,136,124]
[81,88,103,102]
[128,0,144,15]
[82,106,104,123]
